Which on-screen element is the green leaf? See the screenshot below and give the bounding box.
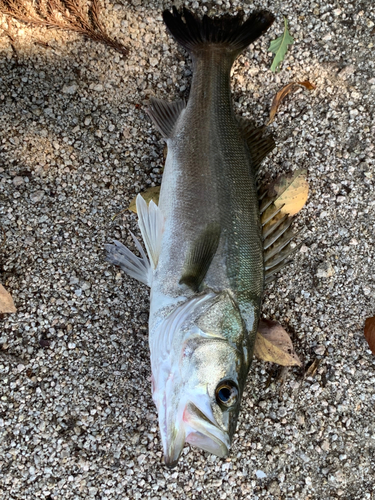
[268,17,294,73]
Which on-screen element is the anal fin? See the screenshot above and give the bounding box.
[179,223,221,292]
[147,97,185,138]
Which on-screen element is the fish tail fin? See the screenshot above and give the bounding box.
[162,7,275,59]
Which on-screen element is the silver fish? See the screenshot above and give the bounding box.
[105,8,290,467]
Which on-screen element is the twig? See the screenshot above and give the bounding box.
[112,208,128,221]
[0,0,128,56]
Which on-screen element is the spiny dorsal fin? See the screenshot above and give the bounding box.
[147,97,185,138]
[261,197,297,283]
[179,223,221,292]
[238,117,275,171]
[260,171,309,284]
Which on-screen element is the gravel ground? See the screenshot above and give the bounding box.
[1,0,375,498]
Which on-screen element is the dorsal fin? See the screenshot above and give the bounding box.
[238,118,275,171]
[260,171,309,284]
[147,98,185,138]
[179,223,221,292]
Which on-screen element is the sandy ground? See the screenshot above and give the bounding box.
[1,0,375,498]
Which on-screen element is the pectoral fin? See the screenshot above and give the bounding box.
[179,223,221,292]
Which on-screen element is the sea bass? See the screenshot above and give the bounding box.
[106,8,287,466]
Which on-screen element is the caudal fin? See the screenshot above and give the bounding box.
[163,7,275,59]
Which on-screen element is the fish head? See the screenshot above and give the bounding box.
[150,291,250,467]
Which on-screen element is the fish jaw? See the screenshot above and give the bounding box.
[183,401,231,457]
[156,387,231,467]
[159,401,186,468]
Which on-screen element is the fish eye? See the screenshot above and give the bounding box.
[215,380,239,408]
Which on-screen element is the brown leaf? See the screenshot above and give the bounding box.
[128,186,161,213]
[0,283,16,313]
[364,317,375,355]
[254,319,301,366]
[268,81,316,125]
[272,169,309,217]
[261,169,309,234]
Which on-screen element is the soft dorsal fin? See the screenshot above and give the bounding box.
[179,223,221,292]
[238,117,275,171]
[147,97,185,138]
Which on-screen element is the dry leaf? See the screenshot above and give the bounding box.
[364,317,375,355]
[0,283,16,313]
[268,81,316,125]
[128,186,160,213]
[260,169,309,235]
[254,318,301,366]
[272,170,309,217]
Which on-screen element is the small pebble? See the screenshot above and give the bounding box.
[62,84,78,94]
[13,176,24,187]
[316,262,334,278]
[29,190,45,203]
[255,470,267,479]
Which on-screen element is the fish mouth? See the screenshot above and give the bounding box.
[163,401,230,467]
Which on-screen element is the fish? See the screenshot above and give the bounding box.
[106,7,300,467]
